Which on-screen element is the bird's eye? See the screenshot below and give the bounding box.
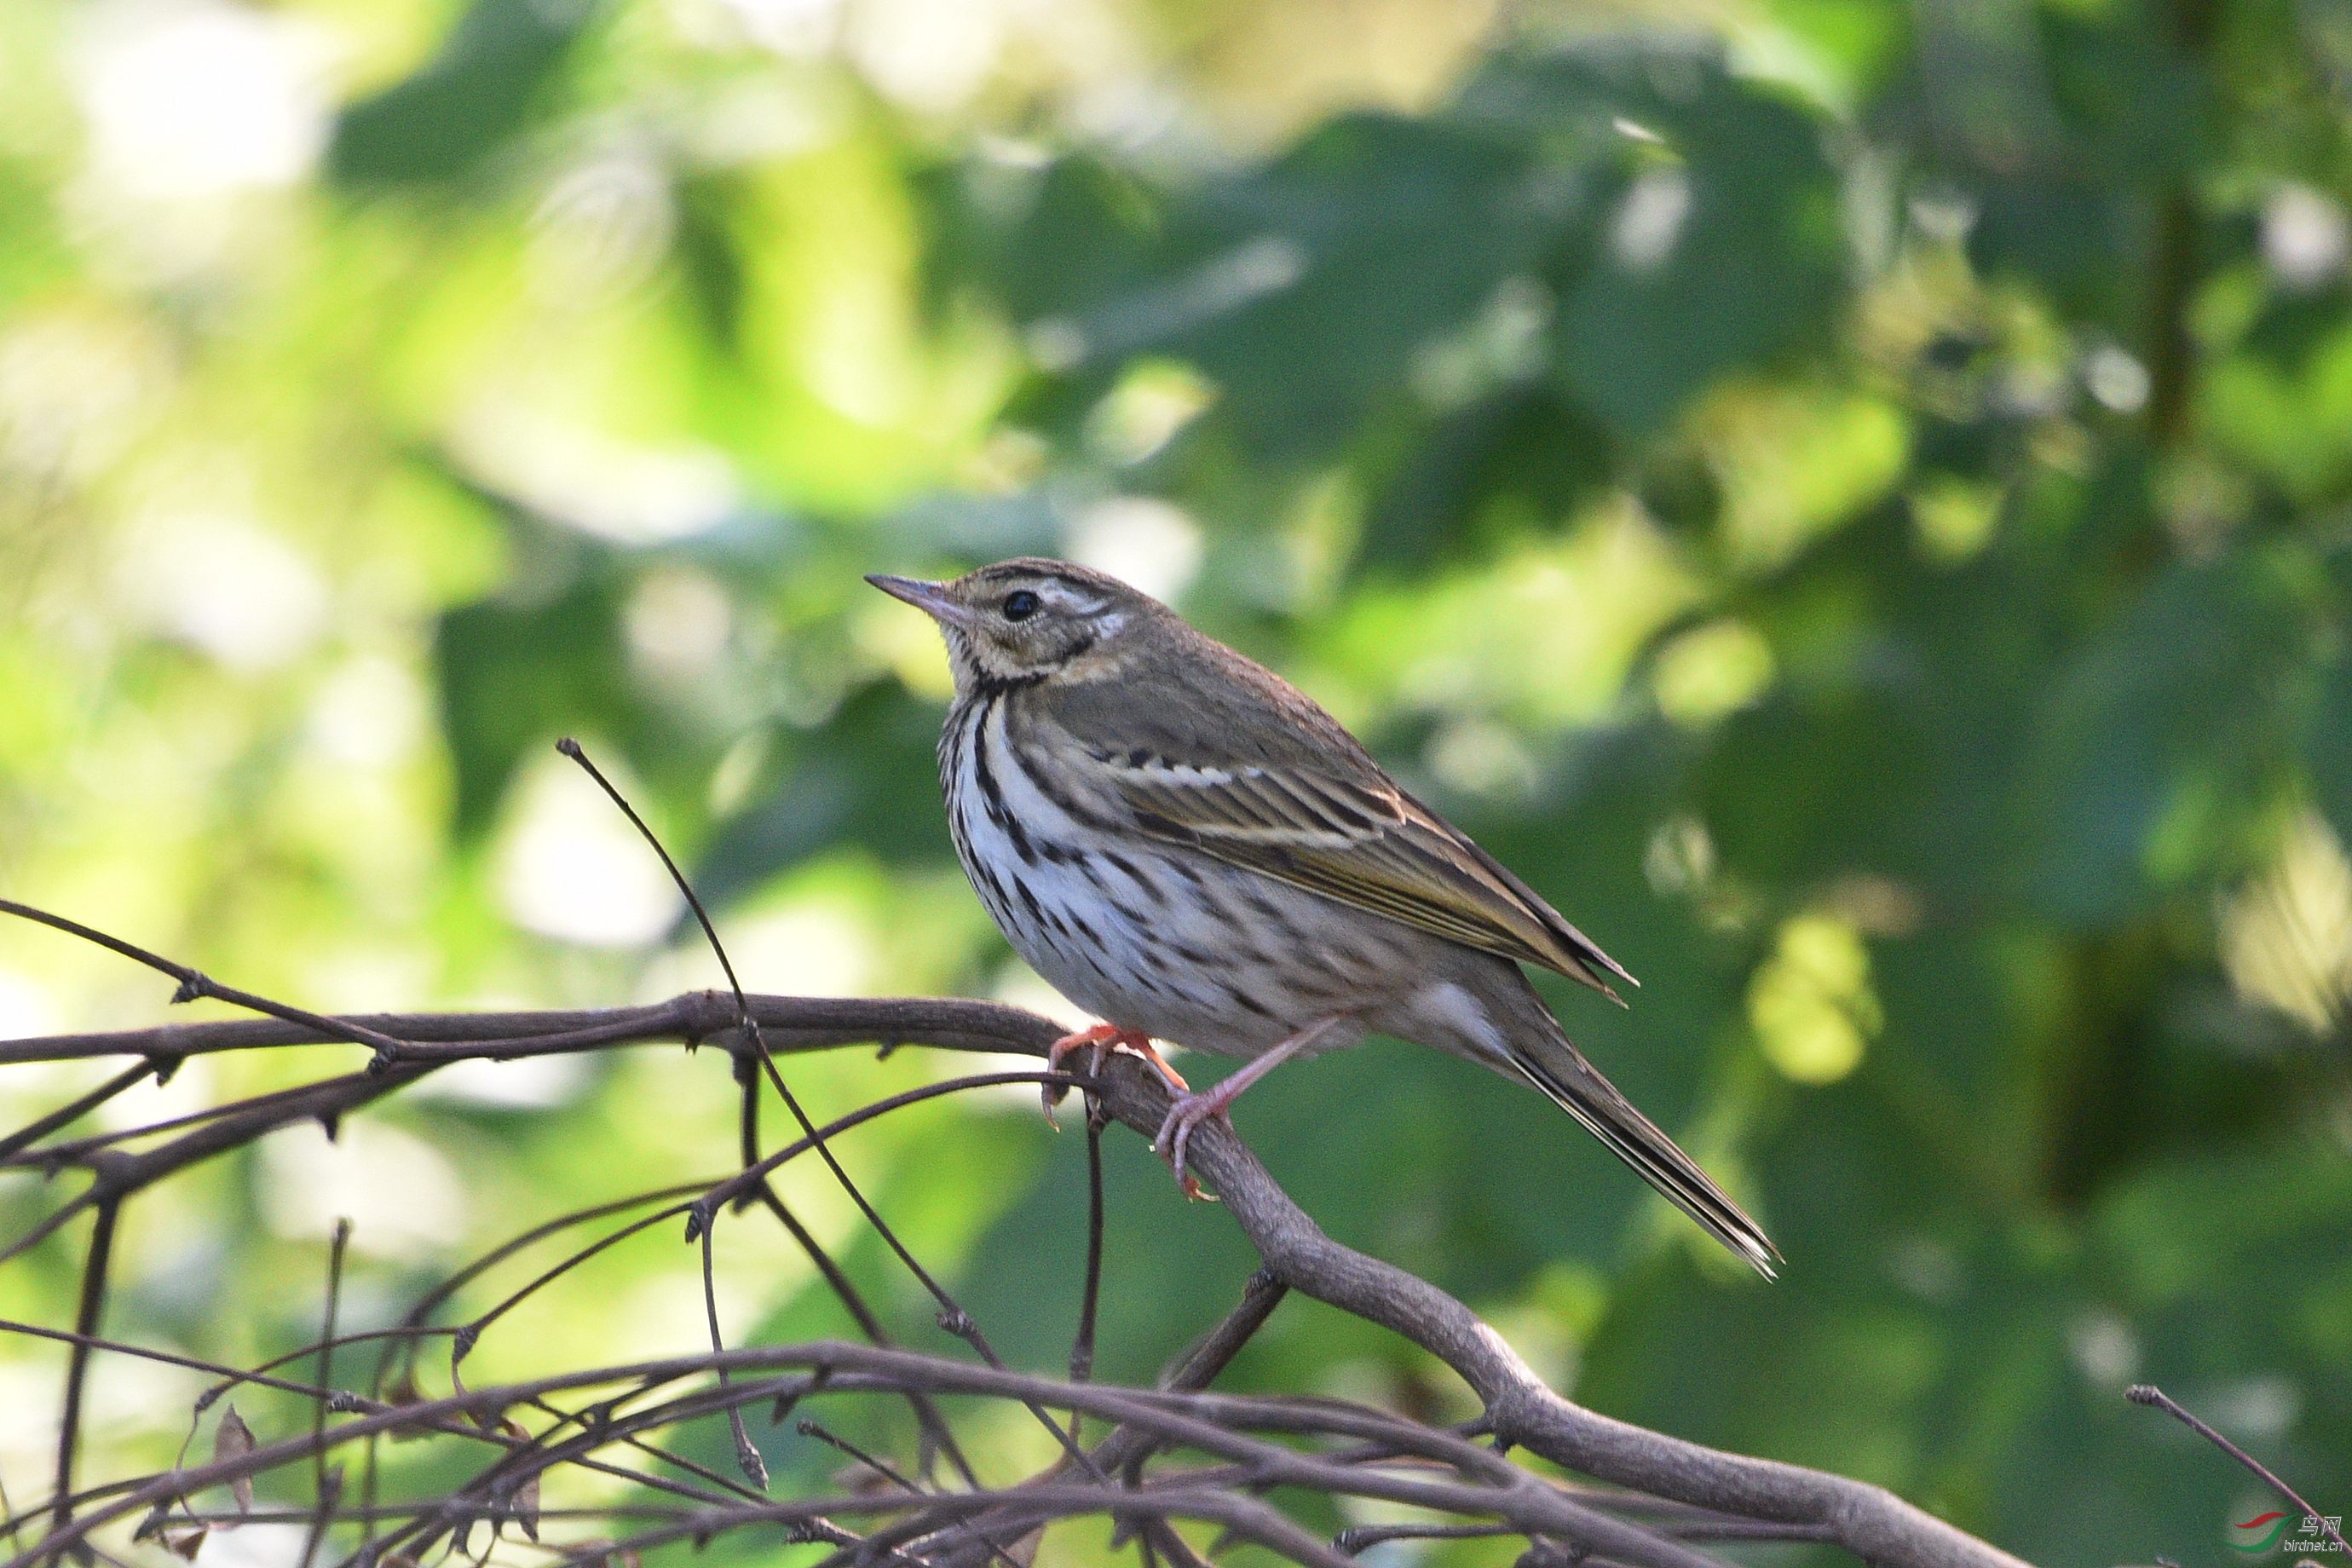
[1001,590,1042,622]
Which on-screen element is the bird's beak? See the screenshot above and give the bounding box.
[865,574,971,627]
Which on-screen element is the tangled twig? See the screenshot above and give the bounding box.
[0,752,2035,1568]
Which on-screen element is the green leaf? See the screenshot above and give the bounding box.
[2016,551,2317,924]
[1359,382,1616,574]
[434,547,631,840]
[1525,54,1850,433]
[331,0,602,187]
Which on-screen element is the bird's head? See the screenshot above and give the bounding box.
[867,558,1161,693]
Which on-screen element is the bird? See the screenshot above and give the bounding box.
[868,558,1780,1277]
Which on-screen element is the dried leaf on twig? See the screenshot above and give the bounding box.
[497,1418,541,1542]
[214,1405,255,1514]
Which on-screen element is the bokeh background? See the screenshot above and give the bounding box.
[4,0,2352,1560]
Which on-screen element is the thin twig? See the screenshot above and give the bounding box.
[0,897,2032,1568]
[0,1064,156,1167]
[743,1178,985,1490]
[695,1209,769,1490]
[2127,1385,2349,1553]
[14,1343,1732,1568]
[0,901,418,1067]
[297,1219,355,1568]
[795,1419,926,1496]
[49,1199,118,1538]
[1335,1521,1521,1554]
[459,1071,1069,1352]
[556,740,1104,1482]
[1073,1109,1108,1386]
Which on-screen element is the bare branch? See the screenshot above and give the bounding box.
[2128,1385,2349,1553]
[0,912,2031,1568]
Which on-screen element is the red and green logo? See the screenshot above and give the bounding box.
[2234,1513,2294,1553]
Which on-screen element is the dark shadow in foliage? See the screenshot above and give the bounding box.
[2014,547,2320,926]
[686,683,957,912]
[425,462,788,842]
[1360,382,1617,576]
[1461,41,1852,435]
[924,35,1854,576]
[331,0,603,187]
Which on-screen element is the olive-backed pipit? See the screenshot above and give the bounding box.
[870,559,1779,1277]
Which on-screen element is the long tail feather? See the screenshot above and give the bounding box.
[1511,1027,1781,1279]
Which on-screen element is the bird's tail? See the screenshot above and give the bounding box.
[1510,1022,1781,1279]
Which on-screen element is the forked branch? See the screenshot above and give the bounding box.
[0,986,2031,1568]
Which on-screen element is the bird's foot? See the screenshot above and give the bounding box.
[1151,1081,1246,1202]
[1044,1024,1129,1123]
[1144,1017,1349,1200]
[1123,1037,1190,1093]
[1043,1024,1185,1124]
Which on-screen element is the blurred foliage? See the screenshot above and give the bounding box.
[3,0,2352,1562]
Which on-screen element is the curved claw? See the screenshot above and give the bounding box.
[1150,1090,1231,1202]
[1139,1015,1349,1201]
[1041,1029,1098,1125]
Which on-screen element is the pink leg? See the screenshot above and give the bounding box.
[1042,1023,1188,1123]
[1152,1016,1351,1198]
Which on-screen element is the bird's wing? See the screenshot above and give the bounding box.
[1097,749,1635,1000]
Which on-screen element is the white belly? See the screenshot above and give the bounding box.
[942,692,1389,1058]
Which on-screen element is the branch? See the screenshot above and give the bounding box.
[17,1343,1718,1568]
[2129,1385,2349,1554]
[0,993,2031,1568]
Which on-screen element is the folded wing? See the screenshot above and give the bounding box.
[1103,752,1635,1000]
